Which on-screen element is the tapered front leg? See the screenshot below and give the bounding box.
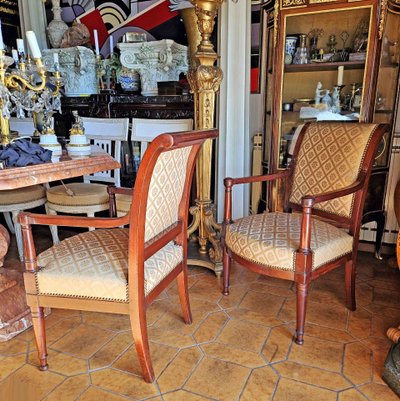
[295,282,309,345]
[177,267,192,324]
[345,259,356,311]
[31,307,48,371]
[222,247,230,296]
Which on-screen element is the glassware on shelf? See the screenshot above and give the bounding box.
[327,34,337,53]
[293,34,310,64]
[308,29,324,60]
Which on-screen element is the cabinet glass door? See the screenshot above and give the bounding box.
[373,10,400,168]
[277,6,373,169]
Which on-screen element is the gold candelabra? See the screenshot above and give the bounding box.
[0,49,62,146]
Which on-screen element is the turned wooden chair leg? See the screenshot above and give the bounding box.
[130,309,155,383]
[31,306,48,371]
[345,258,356,311]
[176,268,192,324]
[222,247,230,296]
[295,282,309,345]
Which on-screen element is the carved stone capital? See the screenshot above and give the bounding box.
[119,40,189,96]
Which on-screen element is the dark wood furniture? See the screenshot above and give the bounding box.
[56,93,194,133]
[223,123,387,345]
[19,129,218,383]
[0,148,120,341]
[260,0,400,256]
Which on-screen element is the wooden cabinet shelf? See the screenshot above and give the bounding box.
[284,61,365,73]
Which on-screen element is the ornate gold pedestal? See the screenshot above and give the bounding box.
[183,1,224,277]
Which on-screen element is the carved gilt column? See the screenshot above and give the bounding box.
[184,0,224,276]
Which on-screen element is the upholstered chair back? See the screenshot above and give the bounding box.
[144,146,192,242]
[128,131,214,245]
[289,122,381,219]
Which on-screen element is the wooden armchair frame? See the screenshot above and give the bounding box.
[222,123,387,345]
[19,129,219,383]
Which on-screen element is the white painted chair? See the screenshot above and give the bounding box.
[46,117,129,243]
[115,118,193,216]
[9,117,36,137]
[0,118,49,261]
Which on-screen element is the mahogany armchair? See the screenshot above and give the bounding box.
[222,122,387,345]
[19,128,218,383]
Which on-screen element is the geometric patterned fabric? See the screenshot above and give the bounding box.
[289,123,378,218]
[225,212,353,271]
[36,228,183,301]
[0,184,46,205]
[144,146,192,242]
[115,193,132,215]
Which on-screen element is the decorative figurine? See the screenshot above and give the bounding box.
[321,90,332,109]
[315,81,323,105]
[331,85,341,113]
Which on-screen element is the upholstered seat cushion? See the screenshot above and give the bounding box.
[36,228,183,301]
[225,212,353,271]
[115,193,132,215]
[0,185,46,205]
[46,183,109,206]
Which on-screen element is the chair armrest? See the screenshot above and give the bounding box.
[223,170,291,224]
[297,177,365,259]
[107,186,133,196]
[301,177,365,208]
[18,211,129,229]
[224,170,291,189]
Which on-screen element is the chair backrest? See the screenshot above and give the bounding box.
[129,129,218,245]
[81,117,129,187]
[288,122,387,224]
[131,118,193,160]
[9,117,54,137]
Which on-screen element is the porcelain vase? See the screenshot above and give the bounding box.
[47,0,68,48]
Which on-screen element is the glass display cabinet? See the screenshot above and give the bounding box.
[261,0,400,256]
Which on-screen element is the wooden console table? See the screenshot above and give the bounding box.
[0,148,120,341]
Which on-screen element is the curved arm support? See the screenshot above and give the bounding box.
[224,169,291,188]
[298,176,366,256]
[18,211,130,229]
[301,176,365,207]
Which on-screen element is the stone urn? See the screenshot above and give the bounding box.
[118,39,189,96]
[47,0,68,48]
[43,47,98,96]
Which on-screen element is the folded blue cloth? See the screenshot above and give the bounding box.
[0,139,52,167]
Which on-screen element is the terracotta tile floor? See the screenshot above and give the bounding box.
[1,229,400,401]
